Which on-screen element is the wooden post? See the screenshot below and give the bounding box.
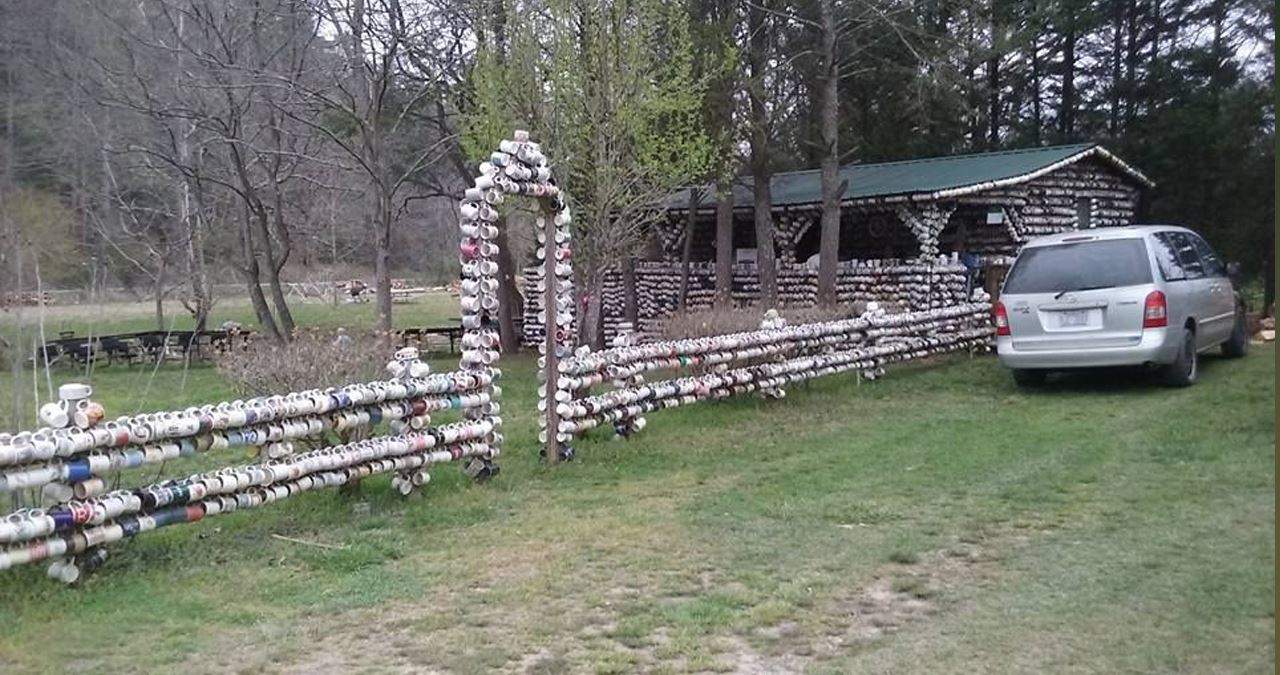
[714,184,734,308]
[541,213,561,464]
[677,189,700,310]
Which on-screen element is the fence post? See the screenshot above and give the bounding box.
[542,213,561,464]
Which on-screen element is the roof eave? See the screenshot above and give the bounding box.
[905,145,1156,201]
[663,144,1155,213]
[1089,145,1155,187]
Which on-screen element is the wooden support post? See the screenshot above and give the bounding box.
[541,214,561,464]
[677,190,699,310]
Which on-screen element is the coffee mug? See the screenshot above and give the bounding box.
[39,402,68,429]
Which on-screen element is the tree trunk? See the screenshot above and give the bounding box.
[1202,0,1227,219]
[1060,14,1077,140]
[225,125,295,339]
[964,18,982,147]
[182,177,211,333]
[751,177,777,307]
[746,0,777,307]
[350,0,393,334]
[581,268,605,350]
[239,212,282,341]
[478,0,521,350]
[987,0,1002,147]
[2,57,12,186]
[173,12,210,333]
[244,274,279,341]
[493,215,521,353]
[1149,0,1161,85]
[252,208,295,338]
[714,182,734,308]
[267,153,297,335]
[816,0,841,307]
[1030,34,1043,143]
[677,189,700,310]
[1124,0,1138,125]
[154,256,166,332]
[1265,237,1275,315]
[186,224,211,332]
[373,192,393,333]
[1109,0,1123,136]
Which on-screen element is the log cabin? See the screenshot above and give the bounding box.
[523,143,1153,345]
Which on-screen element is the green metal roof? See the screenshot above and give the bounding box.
[666,143,1152,211]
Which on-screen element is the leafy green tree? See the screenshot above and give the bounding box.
[464,0,719,346]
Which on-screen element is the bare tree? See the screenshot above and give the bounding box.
[279,0,456,332]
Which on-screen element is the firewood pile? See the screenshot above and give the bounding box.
[1,291,55,308]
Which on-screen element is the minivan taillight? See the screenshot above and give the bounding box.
[993,301,1011,336]
[1143,291,1168,329]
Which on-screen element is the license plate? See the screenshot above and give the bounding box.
[1057,310,1091,327]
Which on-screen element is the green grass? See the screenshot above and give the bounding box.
[0,292,460,337]
[0,293,461,429]
[0,322,1271,672]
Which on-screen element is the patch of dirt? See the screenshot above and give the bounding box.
[194,498,1025,674]
[730,541,1005,672]
[515,647,564,673]
[718,635,812,673]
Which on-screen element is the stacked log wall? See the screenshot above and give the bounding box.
[522,261,970,346]
[963,158,1141,238]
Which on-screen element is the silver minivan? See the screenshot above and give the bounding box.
[995,225,1249,387]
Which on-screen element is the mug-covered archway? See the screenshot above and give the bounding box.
[0,130,573,576]
[457,131,576,465]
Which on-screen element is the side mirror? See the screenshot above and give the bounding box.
[1226,261,1243,283]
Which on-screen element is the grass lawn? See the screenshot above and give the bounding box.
[0,292,462,338]
[0,323,1271,672]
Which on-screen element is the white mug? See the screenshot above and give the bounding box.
[39,403,69,429]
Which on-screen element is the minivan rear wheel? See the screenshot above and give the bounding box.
[1221,305,1249,358]
[1012,369,1048,387]
[1161,328,1198,387]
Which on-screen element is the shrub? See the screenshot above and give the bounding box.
[214,328,390,398]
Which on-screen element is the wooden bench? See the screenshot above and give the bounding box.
[391,287,428,303]
[397,325,464,354]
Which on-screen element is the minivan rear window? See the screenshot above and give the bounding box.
[1003,239,1153,294]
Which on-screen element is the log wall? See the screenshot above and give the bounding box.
[522,260,971,346]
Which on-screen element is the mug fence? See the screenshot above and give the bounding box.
[539,295,995,458]
[0,130,565,580]
[0,129,996,582]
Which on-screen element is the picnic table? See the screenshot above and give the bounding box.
[396,324,464,353]
[35,329,252,368]
[31,323,464,369]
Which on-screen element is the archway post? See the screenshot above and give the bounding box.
[462,130,576,464]
[540,204,563,463]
